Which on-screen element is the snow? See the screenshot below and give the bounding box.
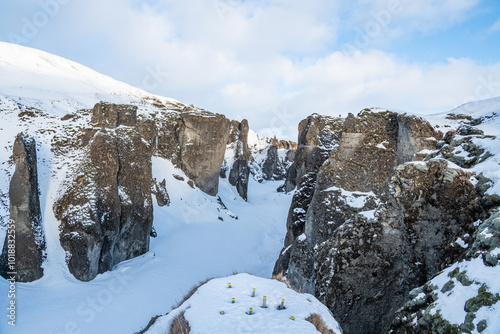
[480,228,494,239]
[145,273,342,334]
[247,129,269,153]
[376,141,389,149]
[359,210,376,219]
[323,186,378,209]
[491,248,500,257]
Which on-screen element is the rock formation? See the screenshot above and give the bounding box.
[273,114,344,275]
[156,111,231,196]
[315,159,483,334]
[283,114,344,192]
[261,137,297,181]
[228,120,251,200]
[0,135,46,282]
[54,103,154,281]
[273,110,480,334]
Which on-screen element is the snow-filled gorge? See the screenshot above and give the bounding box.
[1,42,500,334]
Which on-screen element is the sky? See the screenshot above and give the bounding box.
[1,0,500,140]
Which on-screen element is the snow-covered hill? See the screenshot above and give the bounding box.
[144,273,342,334]
[0,41,183,114]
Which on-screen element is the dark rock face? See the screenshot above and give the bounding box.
[228,120,251,200]
[54,103,154,281]
[0,135,46,282]
[303,112,438,249]
[262,145,280,180]
[283,114,344,192]
[273,114,343,275]
[156,111,231,196]
[273,111,476,334]
[261,137,297,182]
[152,178,170,207]
[314,160,483,334]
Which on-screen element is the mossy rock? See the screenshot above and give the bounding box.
[456,271,474,287]
[441,280,455,293]
[464,284,500,313]
[477,319,488,332]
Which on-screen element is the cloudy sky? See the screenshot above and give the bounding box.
[1,0,500,139]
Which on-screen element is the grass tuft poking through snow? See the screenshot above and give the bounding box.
[306,313,337,334]
[170,311,191,334]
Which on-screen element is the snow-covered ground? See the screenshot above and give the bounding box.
[0,161,293,333]
[425,96,500,195]
[146,273,342,334]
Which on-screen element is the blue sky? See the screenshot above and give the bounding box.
[1,0,500,139]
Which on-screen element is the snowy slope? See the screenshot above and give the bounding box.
[145,273,342,334]
[0,41,182,115]
[425,97,500,195]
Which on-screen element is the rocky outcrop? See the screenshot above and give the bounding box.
[314,159,483,334]
[156,111,231,196]
[273,114,343,275]
[273,110,475,334]
[261,137,297,182]
[54,103,154,281]
[304,112,438,248]
[389,210,500,334]
[152,178,170,207]
[283,114,344,192]
[228,120,251,200]
[276,111,438,281]
[0,135,46,282]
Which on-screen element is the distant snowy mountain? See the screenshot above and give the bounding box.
[0,41,183,114]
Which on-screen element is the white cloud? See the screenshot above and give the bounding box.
[0,0,498,140]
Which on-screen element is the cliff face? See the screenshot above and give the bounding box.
[315,159,483,334]
[273,114,343,275]
[273,110,479,334]
[228,119,251,201]
[0,135,46,282]
[54,103,154,281]
[49,103,293,280]
[156,111,231,196]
